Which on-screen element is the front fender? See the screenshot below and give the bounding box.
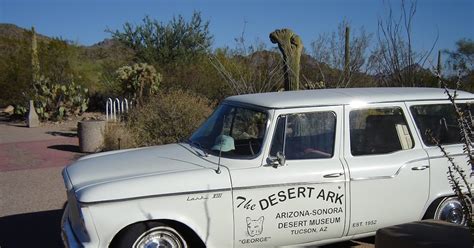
[83,168,234,247]
[76,167,230,204]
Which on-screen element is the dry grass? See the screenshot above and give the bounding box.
[102,89,213,151]
[128,89,213,146]
[103,122,136,151]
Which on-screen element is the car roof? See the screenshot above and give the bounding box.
[224,87,474,109]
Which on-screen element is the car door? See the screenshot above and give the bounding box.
[231,106,348,247]
[343,102,430,235]
[407,101,474,203]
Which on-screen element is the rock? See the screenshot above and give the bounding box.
[27,100,40,128]
[3,105,14,115]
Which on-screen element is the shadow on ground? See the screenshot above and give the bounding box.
[321,237,375,247]
[48,144,81,153]
[46,131,77,138]
[0,209,64,248]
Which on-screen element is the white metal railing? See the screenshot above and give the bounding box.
[106,98,132,122]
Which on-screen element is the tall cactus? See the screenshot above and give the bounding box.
[269,29,303,91]
[344,26,350,84]
[31,27,40,86]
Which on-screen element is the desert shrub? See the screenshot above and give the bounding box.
[103,122,136,151]
[115,63,161,106]
[34,76,89,120]
[128,89,213,146]
[109,12,212,66]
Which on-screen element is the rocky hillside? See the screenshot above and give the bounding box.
[0,23,50,41]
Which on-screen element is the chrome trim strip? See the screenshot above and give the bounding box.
[350,157,429,181]
[429,153,467,160]
[80,188,231,205]
[351,175,398,181]
[81,179,348,204]
[232,180,347,191]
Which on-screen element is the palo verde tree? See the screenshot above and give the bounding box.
[109,12,213,67]
[445,39,474,73]
[444,38,474,92]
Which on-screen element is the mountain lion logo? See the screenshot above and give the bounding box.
[246,216,264,237]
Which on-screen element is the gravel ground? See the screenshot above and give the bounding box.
[0,117,81,248]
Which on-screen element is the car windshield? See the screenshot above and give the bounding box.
[189,104,268,158]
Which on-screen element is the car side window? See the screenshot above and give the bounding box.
[350,107,414,156]
[270,111,336,160]
[410,103,472,146]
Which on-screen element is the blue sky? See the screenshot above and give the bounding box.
[1,0,473,60]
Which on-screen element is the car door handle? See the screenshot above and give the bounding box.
[323,172,344,178]
[411,165,430,171]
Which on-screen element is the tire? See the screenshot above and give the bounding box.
[432,196,470,225]
[111,221,188,248]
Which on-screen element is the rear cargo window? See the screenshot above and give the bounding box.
[350,107,414,156]
[410,103,472,146]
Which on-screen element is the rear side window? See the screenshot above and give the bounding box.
[350,107,414,156]
[410,104,472,146]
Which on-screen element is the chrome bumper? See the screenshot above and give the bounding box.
[61,205,83,248]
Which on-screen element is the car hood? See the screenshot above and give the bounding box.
[63,143,230,203]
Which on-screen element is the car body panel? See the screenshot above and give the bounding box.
[61,88,474,248]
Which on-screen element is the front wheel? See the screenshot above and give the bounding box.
[111,222,188,248]
[433,196,469,225]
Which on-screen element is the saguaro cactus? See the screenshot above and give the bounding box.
[31,27,40,85]
[344,26,350,83]
[269,29,303,91]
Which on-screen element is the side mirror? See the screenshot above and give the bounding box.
[267,151,286,168]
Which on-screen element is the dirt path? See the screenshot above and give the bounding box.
[0,119,83,248]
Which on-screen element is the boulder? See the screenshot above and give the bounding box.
[3,105,14,115]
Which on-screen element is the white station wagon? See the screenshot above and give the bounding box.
[62,87,473,248]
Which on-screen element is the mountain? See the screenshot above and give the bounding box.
[0,23,50,42]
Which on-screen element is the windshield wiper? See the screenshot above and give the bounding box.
[186,139,209,157]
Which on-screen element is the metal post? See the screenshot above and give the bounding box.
[106,98,113,121]
[115,98,120,122]
[124,99,129,113]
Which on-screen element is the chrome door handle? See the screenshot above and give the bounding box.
[323,172,344,178]
[411,165,430,171]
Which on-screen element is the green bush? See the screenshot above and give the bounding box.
[115,63,161,106]
[128,89,213,146]
[34,76,89,120]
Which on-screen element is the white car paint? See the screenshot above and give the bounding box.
[62,88,474,248]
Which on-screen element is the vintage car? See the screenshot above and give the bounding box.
[62,87,473,248]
